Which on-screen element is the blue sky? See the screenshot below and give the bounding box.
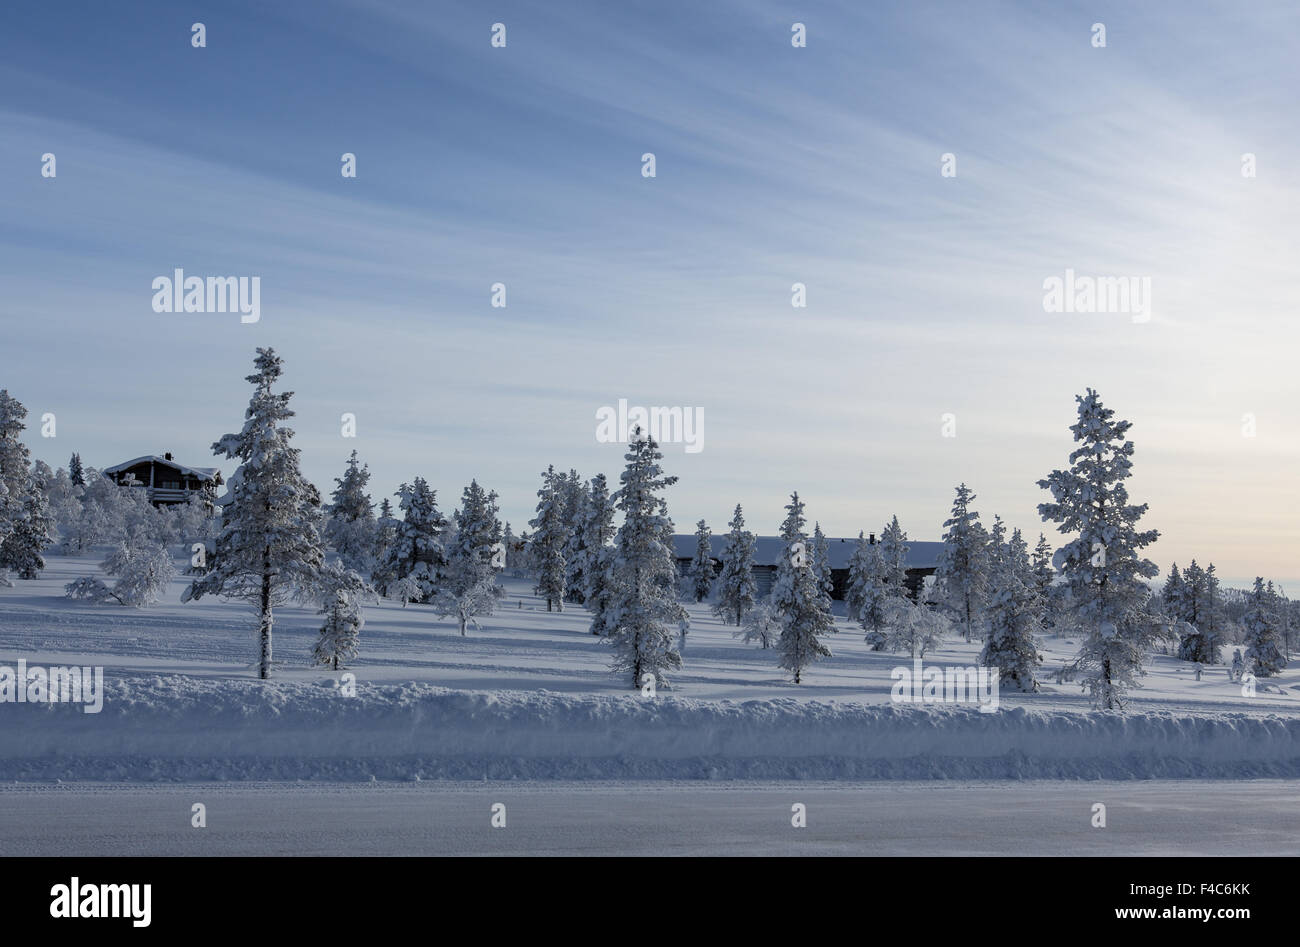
[2,0,1297,587]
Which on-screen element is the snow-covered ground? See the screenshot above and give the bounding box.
[3,553,1296,712]
[1,553,1297,786]
[1,780,1296,856]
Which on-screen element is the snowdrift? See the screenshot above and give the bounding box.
[3,676,1298,781]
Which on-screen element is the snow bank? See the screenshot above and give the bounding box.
[2,677,1298,781]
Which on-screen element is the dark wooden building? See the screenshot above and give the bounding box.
[102,453,223,507]
[673,533,942,600]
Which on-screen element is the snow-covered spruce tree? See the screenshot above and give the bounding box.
[1161,563,1185,618]
[736,599,779,649]
[985,514,1007,580]
[313,585,364,671]
[182,349,326,680]
[603,431,686,689]
[688,519,715,603]
[1037,388,1163,710]
[879,514,910,599]
[1031,532,1056,622]
[324,450,378,576]
[771,491,809,619]
[0,391,53,580]
[561,470,588,604]
[775,553,835,683]
[578,474,617,603]
[712,504,757,626]
[587,543,618,637]
[69,452,85,487]
[770,493,833,682]
[933,483,990,643]
[811,522,834,613]
[855,539,890,646]
[529,465,567,612]
[845,531,871,623]
[378,478,445,601]
[981,528,1042,691]
[1243,577,1287,677]
[1172,560,1223,664]
[371,497,399,589]
[432,479,505,635]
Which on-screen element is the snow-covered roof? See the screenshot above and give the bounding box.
[672,534,942,570]
[102,455,221,481]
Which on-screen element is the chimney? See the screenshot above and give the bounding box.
[869,533,876,544]
[164,452,173,461]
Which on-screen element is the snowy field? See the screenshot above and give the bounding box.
[1,780,1296,856]
[1,552,1298,787]
[3,552,1297,713]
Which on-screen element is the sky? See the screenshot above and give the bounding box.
[1,0,1297,589]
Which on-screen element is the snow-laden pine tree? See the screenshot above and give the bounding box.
[688,519,715,602]
[854,538,890,644]
[371,497,399,590]
[775,553,835,683]
[769,493,833,682]
[324,450,378,576]
[529,465,567,612]
[432,479,505,635]
[1161,563,1185,617]
[378,478,445,601]
[69,453,85,487]
[313,586,363,671]
[1171,560,1223,664]
[182,349,326,679]
[985,514,1007,579]
[772,492,809,619]
[1243,577,1287,677]
[712,504,757,626]
[5,462,53,579]
[981,527,1042,691]
[501,521,516,572]
[933,484,989,643]
[578,474,617,609]
[561,470,588,604]
[845,531,871,623]
[1031,533,1056,619]
[602,432,686,688]
[878,514,910,599]
[811,522,834,613]
[0,390,53,580]
[1037,388,1163,710]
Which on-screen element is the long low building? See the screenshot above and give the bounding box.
[672,533,942,600]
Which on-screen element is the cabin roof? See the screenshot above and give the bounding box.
[102,455,221,481]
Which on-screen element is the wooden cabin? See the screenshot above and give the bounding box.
[102,453,223,507]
